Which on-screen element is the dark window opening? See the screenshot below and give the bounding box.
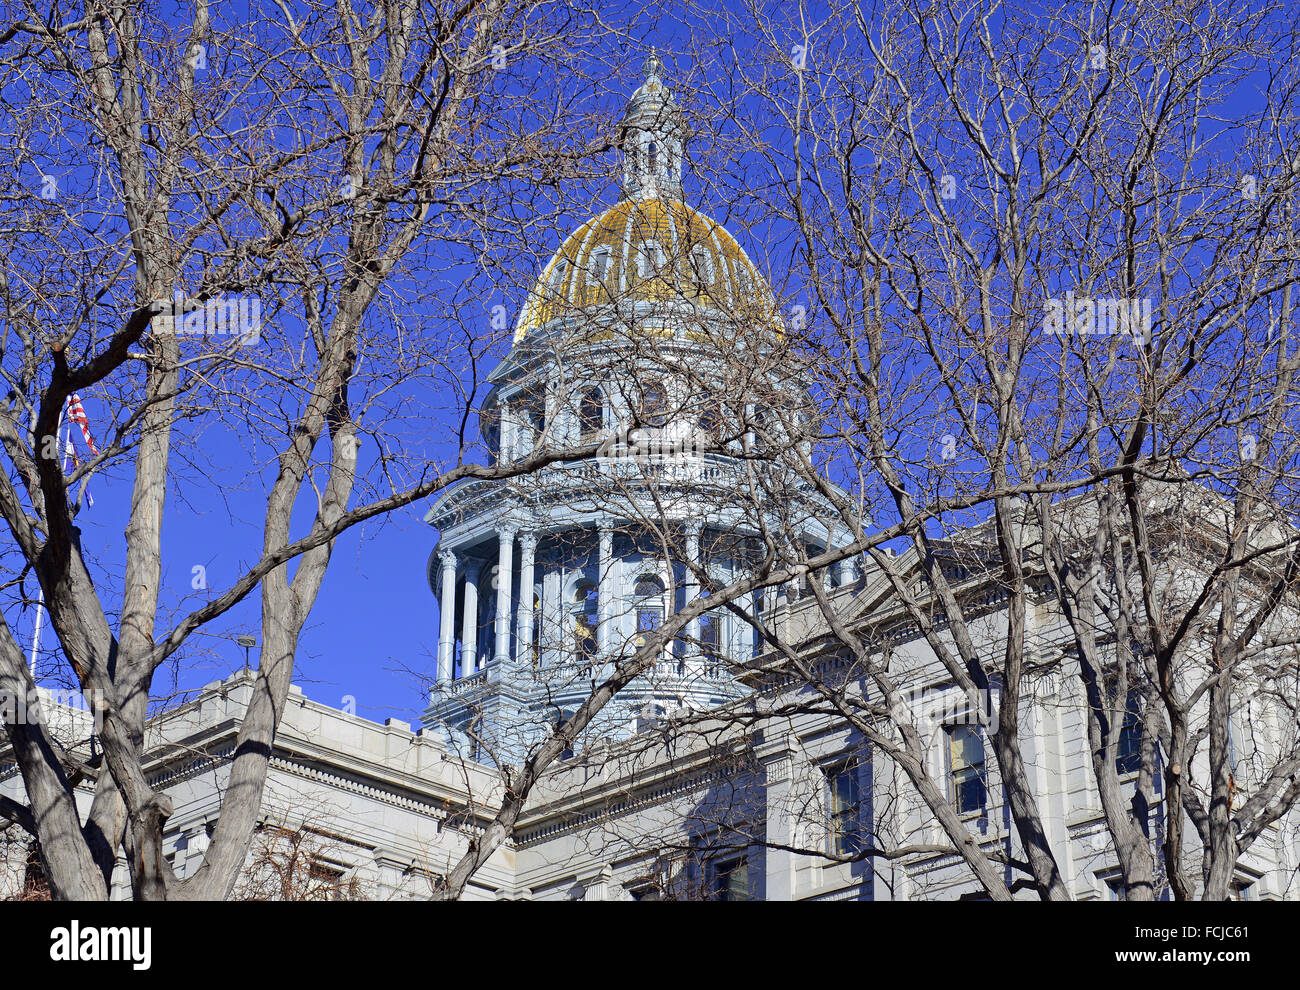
[573,582,599,667]
[579,389,604,439]
[827,759,863,856]
[634,574,665,647]
[710,857,749,901]
[640,383,669,428]
[947,724,987,815]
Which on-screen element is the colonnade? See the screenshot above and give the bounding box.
[435,524,858,683]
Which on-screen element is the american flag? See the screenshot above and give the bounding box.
[62,435,93,507]
[65,393,99,456]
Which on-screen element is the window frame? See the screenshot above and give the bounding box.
[549,258,569,294]
[825,757,863,857]
[637,239,665,280]
[633,573,666,648]
[1101,669,1144,778]
[710,856,750,902]
[690,246,714,293]
[589,245,611,283]
[571,581,599,667]
[639,381,670,428]
[698,608,721,664]
[945,723,988,817]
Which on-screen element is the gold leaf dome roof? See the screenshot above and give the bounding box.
[513,195,773,342]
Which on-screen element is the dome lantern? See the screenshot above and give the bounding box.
[619,50,687,202]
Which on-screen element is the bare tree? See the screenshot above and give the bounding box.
[669,0,1300,901]
[0,0,634,900]
[7,0,1298,905]
[428,0,1300,901]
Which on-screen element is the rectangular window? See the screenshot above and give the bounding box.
[947,724,987,815]
[711,857,749,901]
[550,259,568,293]
[1103,671,1143,776]
[638,240,664,279]
[826,759,862,856]
[579,389,604,439]
[691,246,713,292]
[1115,696,1142,775]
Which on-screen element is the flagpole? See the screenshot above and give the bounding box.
[28,593,44,678]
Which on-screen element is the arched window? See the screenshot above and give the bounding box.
[639,382,669,428]
[647,142,659,173]
[579,389,604,439]
[634,574,666,648]
[698,399,723,445]
[572,581,599,667]
[634,574,665,596]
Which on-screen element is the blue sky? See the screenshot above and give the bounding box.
[12,0,1292,726]
[15,9,675,725]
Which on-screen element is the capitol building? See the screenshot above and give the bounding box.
[4,58,1298,902]
[423,52,857,769]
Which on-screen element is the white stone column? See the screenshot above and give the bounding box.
[499,401,514,463]
[759,739,798,900]
[437,550,457,682]
[460,561,480,676]
[837,553,855,587]
[494,527,516,662]
[542,565,562,666]
[757,584,780,656]
[516,532,537,664]
[597,523,614,654]
[735,588,755,659]
[682,524,702,664]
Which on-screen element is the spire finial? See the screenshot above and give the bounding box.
[643,50,664,82]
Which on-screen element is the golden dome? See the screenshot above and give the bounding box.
[513,196,774,342]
